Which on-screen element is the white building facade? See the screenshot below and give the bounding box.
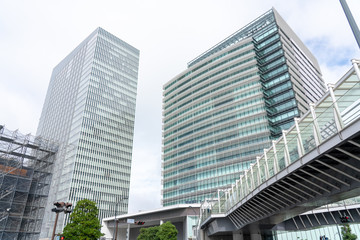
[162,8,325,207]
[37,27,139,238]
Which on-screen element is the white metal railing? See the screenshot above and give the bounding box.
[200,60,360,225]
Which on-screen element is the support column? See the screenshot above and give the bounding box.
[250,232,262,240]
[233,231,244,240]
[249,225,261,240]
[199,229,211,240]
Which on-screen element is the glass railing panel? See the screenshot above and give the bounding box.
[220,200,227,213]
[220,193,227,213]
[259,160,267,183]
[298,116,316,154]
[335,75,360,126]
[286,130,299,163]
[275,139,286,171]
[315,103,337,142]
[240,177,247,201]
[236,180,242,201]
[266,148,276,177]
[252,166,259,187]
[246,172,253,192]
[211,202,220,215]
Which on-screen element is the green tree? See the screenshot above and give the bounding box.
[341,223,358,240]
[137,226,159,240]
[156,221,178,240]
[62,199,104,240]
[137,221,177,240]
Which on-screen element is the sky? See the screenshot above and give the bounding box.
[1,0,360,214]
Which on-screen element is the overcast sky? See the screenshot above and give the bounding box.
[1,0,360,214]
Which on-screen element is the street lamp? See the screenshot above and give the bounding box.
[113,196,128,240]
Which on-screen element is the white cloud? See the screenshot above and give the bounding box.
[1,0,360,213]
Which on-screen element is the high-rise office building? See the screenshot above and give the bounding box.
[162,8,325,206]
[37,27,139,238]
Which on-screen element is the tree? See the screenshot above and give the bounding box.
[156,221,178,240]
[341,223,358,240]
[62,199,104,240]
[137,221,177,240]
[137,226,159,240]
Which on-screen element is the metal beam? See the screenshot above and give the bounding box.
[325,153,360,173]
[292,217,299,230]
[252,195,280,212]
[336,147,360,161]
[228,212,242,228]
[299,169,340,190]
[315,159,360,182]
[267,188,296,205]
[249,196,275,214]
[275,183,307,201]
[272,185,300,203]
[293,173,331,193]
[231,208,246,226]
[287,176,323,195]
[241,200,266,219]
[307,165,350,186]
[237,206,256,222]
[281,180,314,198]
[349,140,360,148]
[245,199,272,216]
[321,212,329,225]
[339,0,360,48]
[261,191,288,209]
[313,212,321,225]
[298,215,306,228]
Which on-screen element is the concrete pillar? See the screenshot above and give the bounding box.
[233,231,244,240]
[250,232,262,240]
[249,224,261,240]
[184,217,187,240]
[199,229,211,240]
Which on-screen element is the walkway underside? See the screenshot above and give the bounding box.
[227,117,360,230]
[203,205,360,238]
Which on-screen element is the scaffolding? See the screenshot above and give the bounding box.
[0,125,58,240]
